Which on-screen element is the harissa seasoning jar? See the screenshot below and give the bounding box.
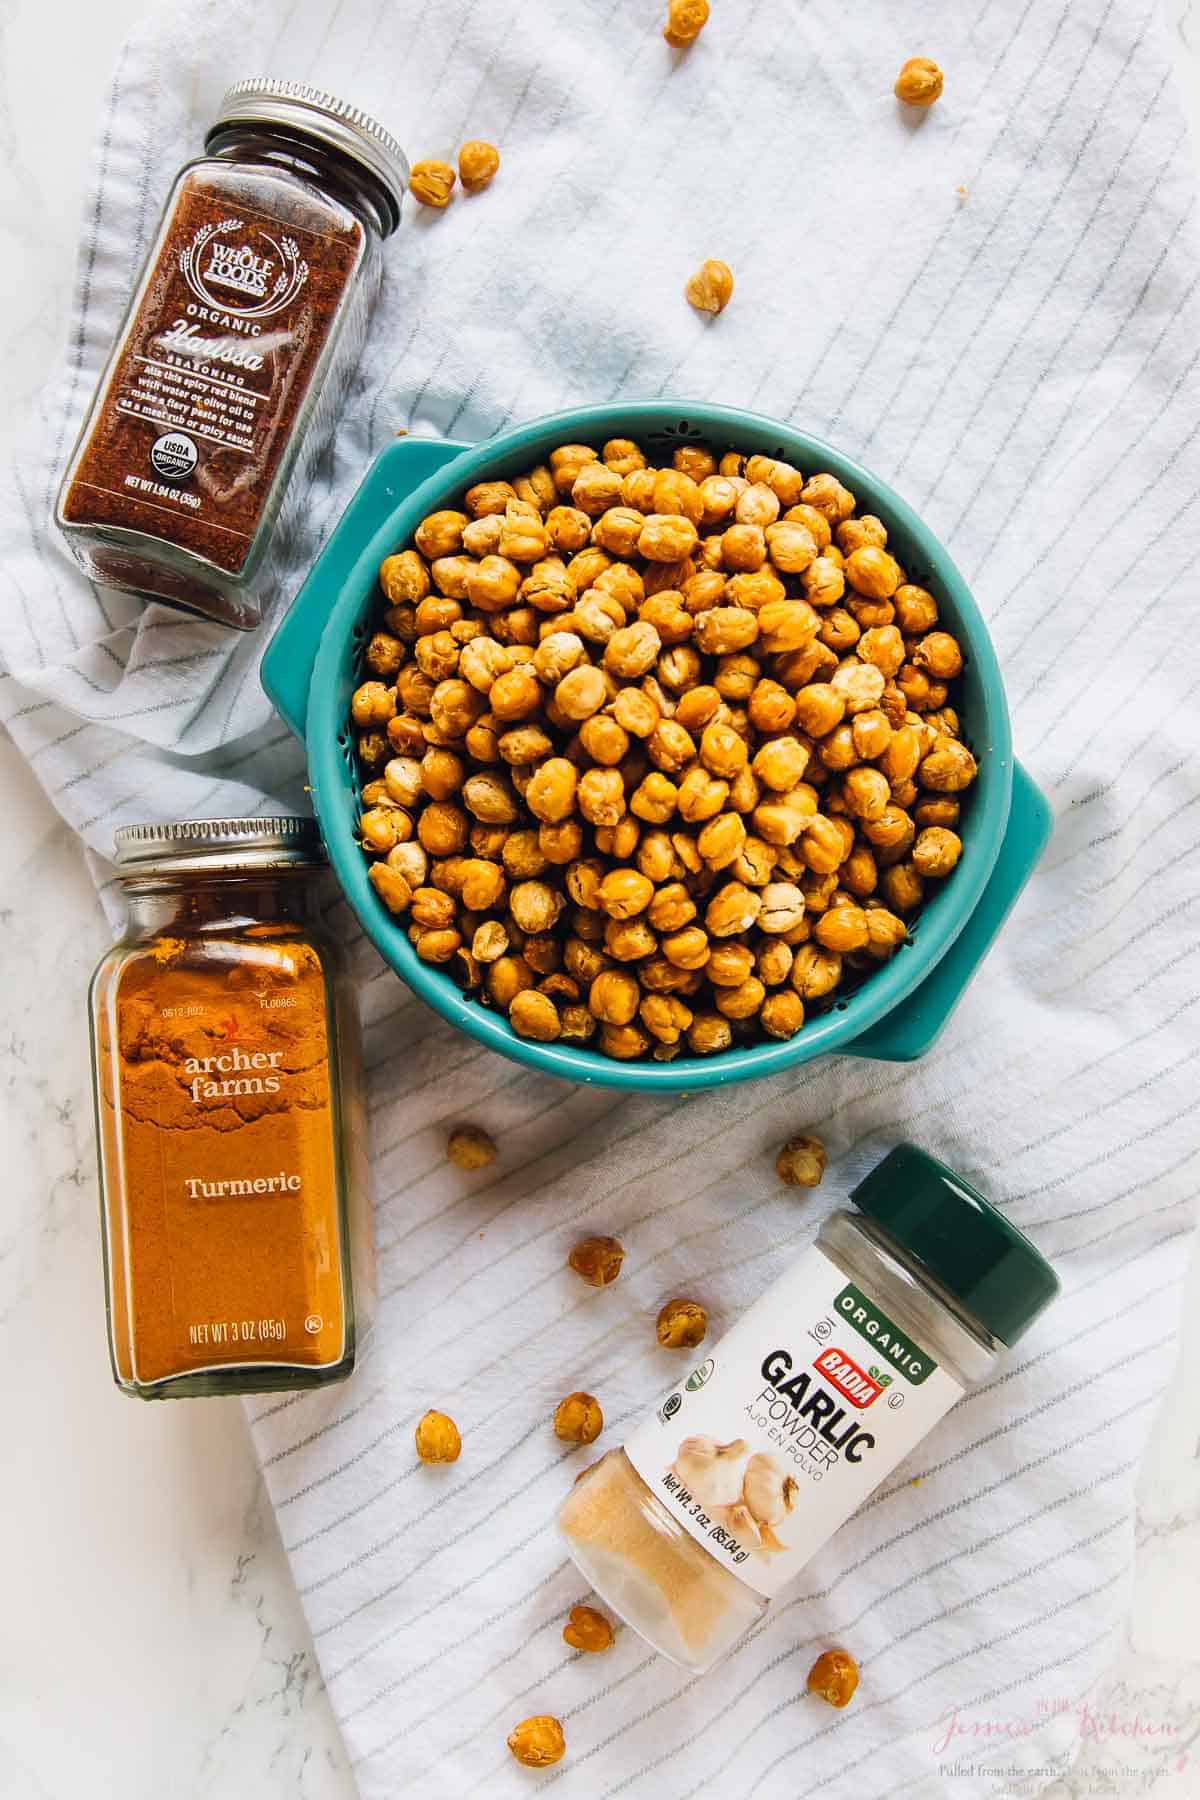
[56,80,408,629]
[89,818,371,1398]
[559,1145,1060,1672]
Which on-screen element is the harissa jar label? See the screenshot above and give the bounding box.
[624,1243,963,1599]
[60,177,362,572]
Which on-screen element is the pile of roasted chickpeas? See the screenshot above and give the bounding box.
[351,436,977,1062]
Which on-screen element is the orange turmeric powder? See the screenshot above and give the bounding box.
[90,828,369,1398]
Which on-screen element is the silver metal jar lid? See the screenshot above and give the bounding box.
[113,817,325,877]
[207,79,408,233]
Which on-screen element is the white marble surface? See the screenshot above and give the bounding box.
[1,5,1198,1797]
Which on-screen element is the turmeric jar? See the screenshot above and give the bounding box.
[89,817,371,1399]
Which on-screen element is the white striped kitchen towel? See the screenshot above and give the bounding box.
[2,1,1198,1795]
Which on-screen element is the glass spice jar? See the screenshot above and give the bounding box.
[56,80,408,630]
[559,1145,1060,1672]
[89,818,372,1399]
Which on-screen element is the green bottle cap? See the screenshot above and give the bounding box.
[850,1144,1060,1345]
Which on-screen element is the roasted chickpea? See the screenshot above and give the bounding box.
[761,991,804,1038]
[601,1020,653,1058]
[687,1013,732,1055]
[756,937,795,986]
[380,549,430,607]
[510,879,564,935]
[462,772,519,824]
[577,767,625,828]
[913,631,964,679]
[864,906,908,959]
[572,461,625,516]
[677,765,729,824]
[753,735,809,793]
[895,56,943,107]
[351,680,397,729]
[368,859,413,913]
[638,992,693,1044]
[555,664,608,721]
[721,522,767,572]
[882,860,924,914]
[814,902,869,953]
[695,606,759,657]
[525,757,578,824]
[791,943,842,999]
[697,811,747,870]
[648,718,697,773]
[699,721,748,779]
[758,881,806,935]
[589,968,641,1026]
[605,621,662,680]
[509,989,561,1041]
[857,624,906,676]
[920,737,977,792]
[841,766,891,821]
[415,510,469,559]
[801,554,846,607]
[914,796,960,830]
[662,924,711,970]
[630,771,680,824]
[549,443,599,494]
[912,826,962,877]
[645,882,695,934]
[638,514,699,563]
[894,583,939,634]
[684,255,733,311]
[830,660,886,715]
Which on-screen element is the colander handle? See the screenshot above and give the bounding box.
[844,761,1051,1063]
[263,436,472,739]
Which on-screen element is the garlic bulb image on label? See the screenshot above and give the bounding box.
[669,1437,748,1510]
[740,1453,799,1553]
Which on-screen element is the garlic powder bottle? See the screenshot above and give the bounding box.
[558,1145,1059,1673]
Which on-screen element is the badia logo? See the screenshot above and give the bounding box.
[814,1346,884,1409]
[179,218,309,320]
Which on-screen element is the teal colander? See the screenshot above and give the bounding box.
[262,401,1050,1091]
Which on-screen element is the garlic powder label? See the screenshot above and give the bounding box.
[624,1245,963,1599]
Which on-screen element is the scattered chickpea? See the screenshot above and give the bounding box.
[446,1125,496,1170]
[507,1716,566,1768]
[554,1392,604,1444]
[458,139,500,193]
[776,1134,828,1189]
[563,1603,614,1653]
[807,1648,860,1709]
[415,1409,461,1463]
[656,1297,708,1348]
[664,0,710,47]
[894,57,944,108]
[409,159,456,208]
[568,1235,626,1287]
[685,259,735,315]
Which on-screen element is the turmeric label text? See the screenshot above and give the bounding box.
[184,1171,301,1199]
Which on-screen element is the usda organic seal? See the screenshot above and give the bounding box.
[150,432,198,481]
